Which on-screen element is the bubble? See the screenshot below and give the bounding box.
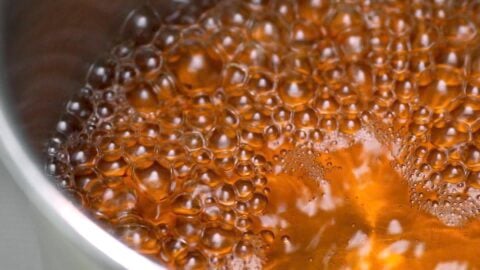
[216,184,236,206]
[132,161,173,202]
[162,237,189,262]
[174,160,195,181]
[427,148,448,170]
[467,171,480,189]
[387,12,412,36]
[278,72,314,110]
[74,171,101,192]
[228,93,254,114]
[122,5,161,45]
[235,161,255,177]
[125,143,153,165]
[339,117,361,135]
[234,42,270,68]
[297,0,330,25]
[126,83,158,114]
[215,1,251,27]
[185,108,216,132]
[174,217,202,242]
[430,124,468,149]
[56,114,82,136]
[441,165,466,184]
[89,183,137,218]
[87,59,116,90]
[248,192,268,214]
[208,127,239,154]
[272,0,297,22]
[243,109,270,132]
[294,108,318,129]
[112,42,135,59]
[320,117,338,132]
[215,156,236,172]
[247,68,275,95]
[115,222,160,254]
[66,96,93,120]
[462,144,480,171]
[97,156,128,177]
[222,108,241,128]
[234,179,255,200]
[249,13,287,46]
[201,226,237,254]
[175,250,208,270]
[240,130,265,148]
[203,204,222,222]
[157,142,187,163]
[451,98,480,132]
[260,230,275,244]
[211,29,246,59]
[315,97,340,115]
[235,216,253,231]
[133,46,162,78]
[222,64,248,94]
[68,149,93,175]
[417,67,464,113]
[235,240,254,258]
[47,1,480,268]
[337,29,368,62]
[412,22,439,51]
[154,26,181,51]
[289,19,320,48]
[443,16,477,47]
[168,39,224,96]
[159,107,184,130]
[196,168,222,188]
[172,194,203,216]
[98,136,123,161]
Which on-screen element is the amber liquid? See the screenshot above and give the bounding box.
[265,141,480,269]
[46,0,480,269]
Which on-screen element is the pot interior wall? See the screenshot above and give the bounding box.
[1,0,214,163]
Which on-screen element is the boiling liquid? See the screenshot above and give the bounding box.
[266,140,480,269]
[46,0,480,269]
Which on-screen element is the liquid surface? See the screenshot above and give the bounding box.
[45,0,480,269]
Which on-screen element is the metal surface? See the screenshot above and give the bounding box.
[0,0,210,269]
[0,161,43,270]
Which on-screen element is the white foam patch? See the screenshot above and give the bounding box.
[379,240,410,259]
[361,134,384,156]
[319,181,342,211]
[267,136,285,150]
[434,261,469,270]
[273,164,283,175]
[296,195,321,216]
[294,180,343,215]
[283,236,299,254]
[387,219,403,235]
[306,219,335,251]
[321,244,337,268]
[259,214,289,229]
[353,160,371,179]
[414,242,425,258]
[226,254,263,270]
[312,131,353,152]
[313,128,384,154]
[347,230,372,257]
[347,230,369,250]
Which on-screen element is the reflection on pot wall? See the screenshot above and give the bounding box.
[2,0,215,161]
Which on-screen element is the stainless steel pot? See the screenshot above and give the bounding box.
[0,1,211,269]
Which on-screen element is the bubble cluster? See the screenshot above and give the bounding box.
[46,0,480,268]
